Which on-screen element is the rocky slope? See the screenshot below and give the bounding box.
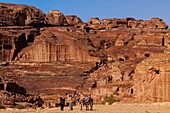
[0,2,170,106]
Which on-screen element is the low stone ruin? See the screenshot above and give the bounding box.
[0,77,44,108]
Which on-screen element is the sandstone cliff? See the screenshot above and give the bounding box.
[133,53,170,102]
[0,2,48,26]
[0,2,170,105]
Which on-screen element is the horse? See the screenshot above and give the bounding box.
[79,97,93,110]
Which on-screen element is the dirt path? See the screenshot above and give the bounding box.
[1,102,170,113]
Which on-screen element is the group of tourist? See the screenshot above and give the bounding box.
[59,94,73,111]
[59,94,93,111]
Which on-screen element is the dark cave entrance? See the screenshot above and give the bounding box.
[16,11,27,26]
[162,37,165,46]
[144,53,150,57]
[131,89,133,94]
[0,84,4,90]
[12,33,28,61]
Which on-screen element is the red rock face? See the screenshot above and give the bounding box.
[133,54,170,102]
[0,2,47,26]
[87,17,168,30]
[46,10,83,26]
[0,2,170,104]
[46,10,67,25]
[65,15,83,25]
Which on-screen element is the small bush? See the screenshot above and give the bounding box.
[31,106,37,109]
[0,102,5,109]
[108,59,115,63]
[7,9,13,12]
[140,30,144,34]
[102,96,120,105]
[0,105,6,109]
[14,105,25,109]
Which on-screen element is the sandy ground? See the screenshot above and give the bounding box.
[0,102,170,113]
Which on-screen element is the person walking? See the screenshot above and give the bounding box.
[69,94,73,111]
[60,95,65,111]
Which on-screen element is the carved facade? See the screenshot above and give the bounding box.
[18,41,98,62]
[133,54,170,102]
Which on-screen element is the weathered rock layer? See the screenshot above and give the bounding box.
[0,2,170,105]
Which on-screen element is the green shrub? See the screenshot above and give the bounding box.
[31,106,37,109]
[0,102,5,109]
[108,59,115,63]
[102,96,120,105]
[7,9,13,12]
[140,30,144,34]
[14,105,25,109]
[0,105,6,109]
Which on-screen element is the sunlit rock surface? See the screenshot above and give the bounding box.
[0,2,170,105]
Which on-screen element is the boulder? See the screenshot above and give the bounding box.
[46,10,67,25]
[65,15,83,25]
[137,18,168,29]
[150,18,168,29]
[88,17,101,25]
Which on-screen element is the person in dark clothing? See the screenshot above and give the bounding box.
[60,95,65,111]
[36,96,44,108]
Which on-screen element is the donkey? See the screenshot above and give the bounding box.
[79,97,93,110]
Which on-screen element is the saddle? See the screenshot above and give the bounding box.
[84,97,90,103]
